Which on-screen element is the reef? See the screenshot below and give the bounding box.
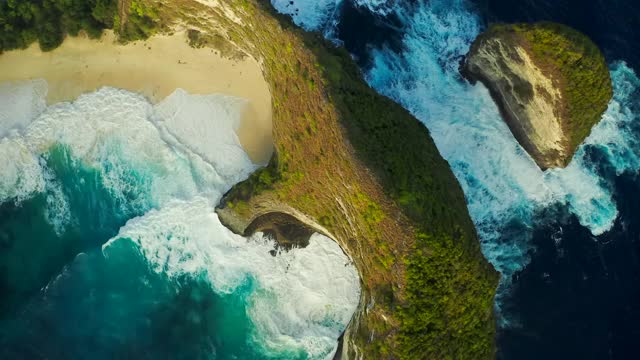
[463,22,613,169]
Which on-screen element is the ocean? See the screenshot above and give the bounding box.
[270,0,640,358]
[0,82,360,359]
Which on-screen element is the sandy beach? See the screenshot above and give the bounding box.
[0,31,272,164]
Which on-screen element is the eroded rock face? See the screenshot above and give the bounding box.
[244,212,314,250]
[464,23,612,170]
[465,36,567,169]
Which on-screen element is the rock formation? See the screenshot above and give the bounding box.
[464,22,613,169]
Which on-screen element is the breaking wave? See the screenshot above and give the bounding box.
[0,81,360,359]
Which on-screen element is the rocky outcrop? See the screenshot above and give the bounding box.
[464,22,613,170]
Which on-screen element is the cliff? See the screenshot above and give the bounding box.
[463,22,613,170]
[1,0,500,358]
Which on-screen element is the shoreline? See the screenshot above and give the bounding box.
[0,31,273,164]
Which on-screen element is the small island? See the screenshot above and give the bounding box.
[463,22,613,170]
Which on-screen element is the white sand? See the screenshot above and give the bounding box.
[0,31,272,164]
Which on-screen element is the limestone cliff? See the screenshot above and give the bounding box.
[464,22,613,170]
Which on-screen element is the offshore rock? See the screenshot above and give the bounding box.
[464,22,613,170]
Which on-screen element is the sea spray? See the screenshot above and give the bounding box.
[0,79,47,137]
[363,0,640,281]
[364,1,640,322]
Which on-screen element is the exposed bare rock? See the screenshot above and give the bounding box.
[464,22,613,170]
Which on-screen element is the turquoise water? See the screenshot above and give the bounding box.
[0,145,267,359]
[0,84,360,359]
[0,144,150,317]
[1,243,266,359]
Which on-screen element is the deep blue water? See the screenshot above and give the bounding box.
[270,0,640,358]
[469,2,640,358]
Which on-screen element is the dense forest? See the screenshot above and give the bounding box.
[0,0,117,52]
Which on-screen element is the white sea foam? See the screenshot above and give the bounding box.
[272,0,640,323]
[1,79,360,357]
[103,197,360,359]
[249,233,359,359]
[362,0,640,281]
[352,0,395,16]
[270,0,395,31]
[152,89,255,187]
[0,80,49,202]
[42,164,72,236]
[0,137,45,203]
[0,83,256,208]
[0,79,47,138]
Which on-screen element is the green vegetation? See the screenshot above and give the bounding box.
[0,0,161,51]
[224,157,281,209]
[489,22,613,155]
[0,0,117,52]
[212,2,499,357]
[120,0,159,41]
[187,28,205,48]
[305,35,478,240]
[398,232,497,359]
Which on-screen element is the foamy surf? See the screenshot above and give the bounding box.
[362,0,640,283]
[103,197,359,359]
[0,80,360,358]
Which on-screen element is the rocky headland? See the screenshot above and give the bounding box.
[463,22,613,170]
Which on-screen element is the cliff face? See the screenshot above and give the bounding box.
[117,1,499,359]
[464,22,613,170]
[465,33,568,168]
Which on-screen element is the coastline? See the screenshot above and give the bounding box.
[0,30,273,164]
